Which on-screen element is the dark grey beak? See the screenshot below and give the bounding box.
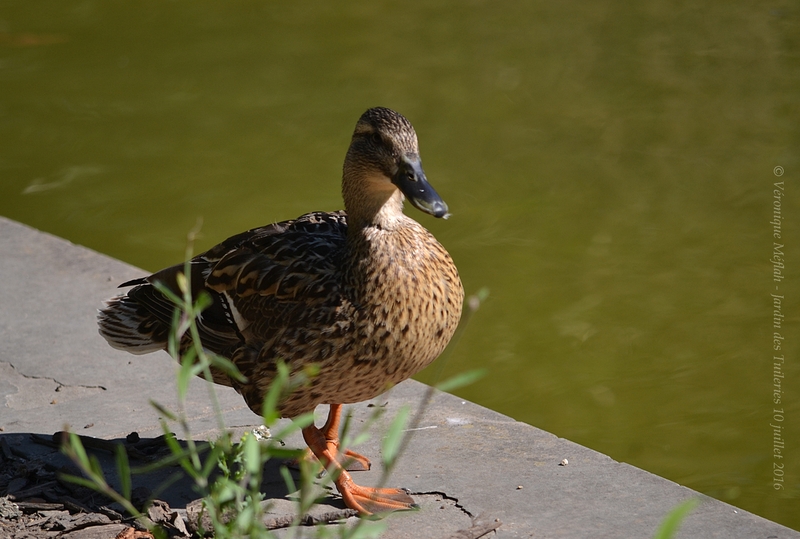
[392,155,450,219]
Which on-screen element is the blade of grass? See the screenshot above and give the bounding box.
[653,498,699,539]
[435,368,487,393]
[381,405,410,468]
[115,443,132,501]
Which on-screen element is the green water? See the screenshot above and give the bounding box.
[1,1,798,530]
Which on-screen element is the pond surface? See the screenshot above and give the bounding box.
[1,0,798,530]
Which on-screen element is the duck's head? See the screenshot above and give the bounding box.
[343,107,449,228]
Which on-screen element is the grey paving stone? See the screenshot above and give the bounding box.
[0,216,796,538]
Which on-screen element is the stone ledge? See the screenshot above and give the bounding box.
[0,216,796,538]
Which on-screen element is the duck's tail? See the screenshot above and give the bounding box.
[97,292,169,355]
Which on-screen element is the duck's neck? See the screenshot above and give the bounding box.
[343,175,407,231]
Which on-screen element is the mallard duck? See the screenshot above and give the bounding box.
[98,107,464,515]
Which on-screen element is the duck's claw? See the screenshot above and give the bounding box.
[339,448,372,472]
[293,447,372,472]
[303,421,415,517]
[336,474,417,516]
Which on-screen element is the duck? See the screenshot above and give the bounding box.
[98,107,464,515]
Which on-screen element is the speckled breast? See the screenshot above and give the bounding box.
[274,222,463,417]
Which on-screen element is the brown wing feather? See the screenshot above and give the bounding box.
[98,211,349,373]
[203,211,349,348]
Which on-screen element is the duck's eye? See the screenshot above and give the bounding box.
[370,132,383,146]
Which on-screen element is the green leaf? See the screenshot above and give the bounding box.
[235,504,255,533]
[177,348,195,401]
[475,287,490,302]
[152,280,183,306]
[279,465,297,495]
[652,498,699,539]
[382,405,410,467]
[200,443,227,479]
[270,412,314,441]
[194,290,213,311]
[243,434,261,476]
[132,443,207,475]
[167,321,180,362]
[176,272,188,296]
[343,521,388,539]
[158,430,200,480]
[435,368,487,393]
[88,454,104,478]
[214,481,237,504]
[297,458,321,512]
[261,361,289,423]
[262,447,304,461]
[350,431,371,447]
[208,353,246,383]
[65,432,89,467]
[58,473,102,492]
[115,444,132,501]
[149,400,178,421]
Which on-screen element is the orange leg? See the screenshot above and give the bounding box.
[320,403,371,471]
[302,405,417,516]
[295,404,371,471]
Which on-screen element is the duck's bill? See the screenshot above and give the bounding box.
[392,155,451,219]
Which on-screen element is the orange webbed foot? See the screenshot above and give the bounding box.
[302,417,416,517]
[339,448,372,472]
[295,446,371,472]
[336,474,417,515]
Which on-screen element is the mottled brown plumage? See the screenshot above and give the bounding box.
[98,107,464,515]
